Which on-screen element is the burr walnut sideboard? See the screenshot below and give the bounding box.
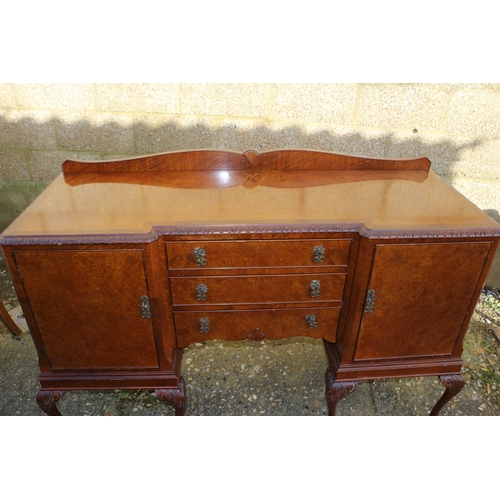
[1,149,499,416]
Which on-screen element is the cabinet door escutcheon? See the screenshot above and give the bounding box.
[140,295,152,319]
[363,289,375,313]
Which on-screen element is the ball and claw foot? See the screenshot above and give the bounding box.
[429,374,465,416]
[155,376,186,416]
[325,366,357,416]
[36,390,66,416]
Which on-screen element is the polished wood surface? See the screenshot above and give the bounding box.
[62,148,431,173]
[174,307,340,347]
[2,148,500,416]
[354,242,492,360]
[13,249,159,369]
[166,239,351,269]
[3,169,498,239]
[170,273,346,306]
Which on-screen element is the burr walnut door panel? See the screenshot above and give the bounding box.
[353,242,492,361]
[13,249,159,370]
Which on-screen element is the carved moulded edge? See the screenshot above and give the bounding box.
[155,223,364,236]
[0,232,158,246]
[0,224,362,245]
[2,223,499,246]
[360,227,500,239]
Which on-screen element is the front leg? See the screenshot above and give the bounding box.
[36,390,66,416]
[430,374,465,416]
[325,366,357,416]
[155,376,186,416]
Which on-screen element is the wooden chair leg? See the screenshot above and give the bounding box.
[430,374,465,416]
[0,300,21,336]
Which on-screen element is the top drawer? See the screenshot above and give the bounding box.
[166,239,351,269]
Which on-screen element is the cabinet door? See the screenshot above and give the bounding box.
[353,242,491,361]
[14,249,159,370]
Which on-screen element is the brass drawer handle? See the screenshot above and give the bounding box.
[199,317,210,334]
[196,284,208,301]
[193,247,208,267]
[363,289,375,313]
[305,313,318,328]
[312,245,325,263]
[140,295,152,319]
[310,280,321,298]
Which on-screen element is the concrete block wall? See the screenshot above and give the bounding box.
[1,83,499,284]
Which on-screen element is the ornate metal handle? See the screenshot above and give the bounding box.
[199,317,210,334]
[363,289,375,313]
[140,295,152,319]
[305,313,318,328]
[312,245,325,263]
[310,280,321,298]
[196,283,208,301]
[193,247,208,267]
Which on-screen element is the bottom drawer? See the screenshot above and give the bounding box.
[174,307,340,347]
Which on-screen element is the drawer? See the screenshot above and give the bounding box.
[166,239,351,269]
[170,273,346,306]
[174,307,341,347]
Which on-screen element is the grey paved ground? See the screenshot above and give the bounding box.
[2,254,500,417]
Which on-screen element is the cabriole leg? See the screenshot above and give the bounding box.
[155,376,186,416]
[430,374,465,416]
[36,390,66,416]
[325,366,357,416]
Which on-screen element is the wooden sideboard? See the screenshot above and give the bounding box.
[1,149,499,416]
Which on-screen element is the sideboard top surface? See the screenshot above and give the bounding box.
[1,149,499,242]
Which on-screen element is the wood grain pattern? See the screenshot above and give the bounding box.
[62,149,431,174]
[166,239,351,269]
[62,150,250,173]
[324,339,464,381]
[170,273,346,306]
[13,249,159,369]
[3,167,499,244]
[174,307,341,347]
[63,169,430,189]
[353,242,492,360]
[251,150,430,171]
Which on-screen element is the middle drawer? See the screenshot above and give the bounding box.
[170,273,346,307]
